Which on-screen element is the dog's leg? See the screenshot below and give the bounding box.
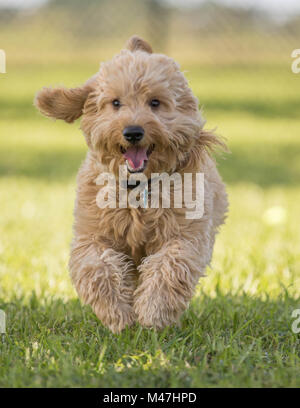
[134,238,208,329]
[69,242,136,333]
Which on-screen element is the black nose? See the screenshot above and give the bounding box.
[123,126,144,144]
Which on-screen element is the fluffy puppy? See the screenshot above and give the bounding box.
[35,36,228,333]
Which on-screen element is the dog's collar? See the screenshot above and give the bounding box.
[120,179,150,190]
[120,174,180,190]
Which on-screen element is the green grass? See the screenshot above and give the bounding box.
[0,61,299,387]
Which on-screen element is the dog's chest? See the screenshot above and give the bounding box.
[96,207,145,259]
[97,207,178,263]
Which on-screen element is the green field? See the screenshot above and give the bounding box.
[0,61,299,387]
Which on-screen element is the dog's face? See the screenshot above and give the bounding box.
[35,36,205,178]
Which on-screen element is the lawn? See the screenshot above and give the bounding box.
[0,61,299,387]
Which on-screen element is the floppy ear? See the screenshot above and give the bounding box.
[126,35,153,54]
[181,129,229,171]
[198,129,228,155]
[34,79,95,123]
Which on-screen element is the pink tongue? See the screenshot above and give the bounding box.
[124,146,148,169]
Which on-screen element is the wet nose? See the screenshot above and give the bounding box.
[123,126,144,144]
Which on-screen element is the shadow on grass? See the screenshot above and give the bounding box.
[0,99,36,121]
[219,143,300,187]
[204,98,300,119]
[0,146,86,182]
[1,141,300,187]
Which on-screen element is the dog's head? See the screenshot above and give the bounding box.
[35,36,223,177]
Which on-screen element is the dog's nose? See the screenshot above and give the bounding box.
[123,126,144,144]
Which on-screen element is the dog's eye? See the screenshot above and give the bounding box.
[112,99,121,108]
[150,99,160,108]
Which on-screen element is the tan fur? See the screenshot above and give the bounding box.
[126,36,153,54]
[35,36,228,333]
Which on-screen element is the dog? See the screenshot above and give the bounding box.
[35,36,228,333]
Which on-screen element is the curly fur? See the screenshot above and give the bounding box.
[35,36,228,333]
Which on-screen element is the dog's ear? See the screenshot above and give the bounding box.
[126,36,153,54]
[181,129,229,170]
[197,129,228,156]
[34,77,96,123]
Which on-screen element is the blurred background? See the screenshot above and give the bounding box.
[0,0,300,303]
[1,0,300,63]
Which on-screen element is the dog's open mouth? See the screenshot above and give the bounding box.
[120,144,155,173]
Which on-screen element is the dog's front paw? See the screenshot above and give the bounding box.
[71,248,137,333]
[94,302,136,334]
[134,284,182,330]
